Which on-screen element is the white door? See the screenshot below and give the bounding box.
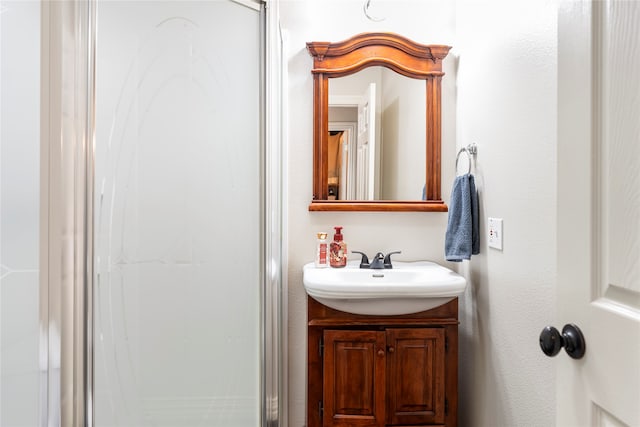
[356,83,376,200]
[557,1,640,425]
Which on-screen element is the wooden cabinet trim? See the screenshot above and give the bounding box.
[309,318,459,327]
[308,297,458,323]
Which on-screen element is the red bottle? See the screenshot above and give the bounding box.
[329,226,347,268]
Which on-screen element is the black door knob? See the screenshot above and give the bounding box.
[539,324,586,359]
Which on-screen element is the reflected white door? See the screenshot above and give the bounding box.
[557,1,640,425]
[356,83,376,200]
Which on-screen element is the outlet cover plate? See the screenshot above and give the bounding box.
[488,217,503,250]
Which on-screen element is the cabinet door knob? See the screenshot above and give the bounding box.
[387,346,395,353]
[377,349,385,357]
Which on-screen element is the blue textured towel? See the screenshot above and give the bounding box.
[445,173,479,261]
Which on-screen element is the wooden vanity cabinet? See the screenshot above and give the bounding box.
[307,297,458,427]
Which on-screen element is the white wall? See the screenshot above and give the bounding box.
[455,0,557,425]
[281,0,558,425]
[279,1,456,425]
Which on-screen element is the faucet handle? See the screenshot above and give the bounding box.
[351,251,370,269]
[383,251,402,269]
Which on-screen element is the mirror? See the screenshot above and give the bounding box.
[307,33,451,211]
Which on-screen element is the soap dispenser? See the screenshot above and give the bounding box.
[329,226,347,268]
[315,232,329,268]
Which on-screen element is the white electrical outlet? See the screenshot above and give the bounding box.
[488,218,503,250]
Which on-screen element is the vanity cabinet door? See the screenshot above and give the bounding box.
[385,328,446,425]
[323,330,386,427]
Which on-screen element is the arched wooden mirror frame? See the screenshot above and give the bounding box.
[307,33,451,211]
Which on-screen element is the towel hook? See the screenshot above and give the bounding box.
[363,0,385,22]
[455,142,477,175]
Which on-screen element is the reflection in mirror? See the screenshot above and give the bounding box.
[328,67,426,201]
[328,115,354,200]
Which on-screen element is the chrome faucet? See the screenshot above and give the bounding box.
[352,251,401,269]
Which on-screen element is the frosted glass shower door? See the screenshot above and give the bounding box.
[94,2,262,426]
[0,2,41,426]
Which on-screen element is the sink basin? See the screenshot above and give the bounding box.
[303,260,466,315]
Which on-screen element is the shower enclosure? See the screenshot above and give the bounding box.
[2,0,284,425]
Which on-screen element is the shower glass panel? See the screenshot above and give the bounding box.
[0,2,41,426]
[94,2,262,425]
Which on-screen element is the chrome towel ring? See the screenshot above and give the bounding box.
[455,143,478,175]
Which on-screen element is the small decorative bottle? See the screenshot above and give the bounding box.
[315,232,328,268]
[329,226,347,268]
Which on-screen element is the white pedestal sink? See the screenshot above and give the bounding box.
[303,260,467,315]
